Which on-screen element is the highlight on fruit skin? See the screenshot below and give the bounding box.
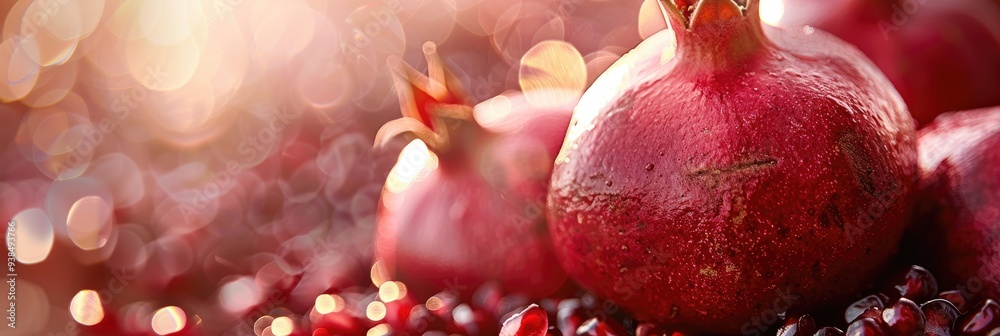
[373,41,577,301]
[546,0,917,333]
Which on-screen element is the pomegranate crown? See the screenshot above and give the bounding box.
[658,0,768,68]
[376,42,477,152]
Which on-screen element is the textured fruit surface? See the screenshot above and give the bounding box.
[547,0,917,333]
[779,0,1000,126]
[375,45,571,299]
[911,107,1000,300]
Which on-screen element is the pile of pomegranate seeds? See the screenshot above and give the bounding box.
[288,264,997,336]
[778,266,999,336]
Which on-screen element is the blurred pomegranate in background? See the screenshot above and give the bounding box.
[908,106,1000,300]
[374,41,580,300]
[777,0,1000,126]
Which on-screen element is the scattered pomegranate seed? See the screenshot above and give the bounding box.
[501,304,549,336]
[938,290,969,313]
[887,265,939,304]
[881,298,925,336]
[847,295,887,323]
[814,326,846,336]
[777,315,818,336]
[955,299,1000,336]
[845,317,888,336]
[921,299,960,336]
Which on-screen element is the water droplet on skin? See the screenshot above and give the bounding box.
[605,180,613,187]
[645,163,654,171]
[659,151,665,156]
[803,26,815,35]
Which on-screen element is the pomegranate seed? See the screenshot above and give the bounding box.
[887,265,939,303]
[814,327,845,336]
[847,295,886,323]
[955,299,1000,336]
[845,317,888,336]
[500,304,549,336]
[778,315,818,336]
[576,317,624,336]
[635,323,666,336]
[921,299,960,336]
[557,299,587,336]
[882,297,925,336]
[987,327,1000,336]
[938,290,968,313]
[853,307,886,325]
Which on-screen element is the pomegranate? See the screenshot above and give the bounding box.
[374,43,572,299]
[547,0,917,333]
[779,0,1000,126]
[910,106,1000,300]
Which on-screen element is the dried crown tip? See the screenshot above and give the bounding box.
[660,0,755,29]
[377,43,475,151]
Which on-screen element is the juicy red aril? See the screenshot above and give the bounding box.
[846,317,888,336]
[778,315,818,336]
[500,304,549,336]
[815,327,845,336]
[889,265,939,304]
[882,297,925,336]
[557,299,587,336]
[853,307,886,325]
[847,295,886,323]
[938,290,969,313]
[956,299,1000,336]
[576,317,625,336]
[635,323,665,336]
[921,299,960,336]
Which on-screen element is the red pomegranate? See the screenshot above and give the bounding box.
[778,0,1000,126]
[911,106,1000,300]
[374,43,571,300]
[547,0,917,333]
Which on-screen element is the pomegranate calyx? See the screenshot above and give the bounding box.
[659,0,768,69]
[379,42,480,154]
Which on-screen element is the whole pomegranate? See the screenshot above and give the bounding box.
[778,0,1000,126]
[910,106,1000,300]
[375,44,571,299]
[547,0,917,333]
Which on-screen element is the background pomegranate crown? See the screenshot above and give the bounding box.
[375,42,477,152]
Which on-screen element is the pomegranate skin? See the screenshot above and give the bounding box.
[547,1,917,334]
[374,46,572,299]
[780,0,1000,126]
[910,107,1000,300]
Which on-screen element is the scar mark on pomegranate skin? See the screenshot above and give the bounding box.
[688,158,778,177]
[838,133,877,197]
